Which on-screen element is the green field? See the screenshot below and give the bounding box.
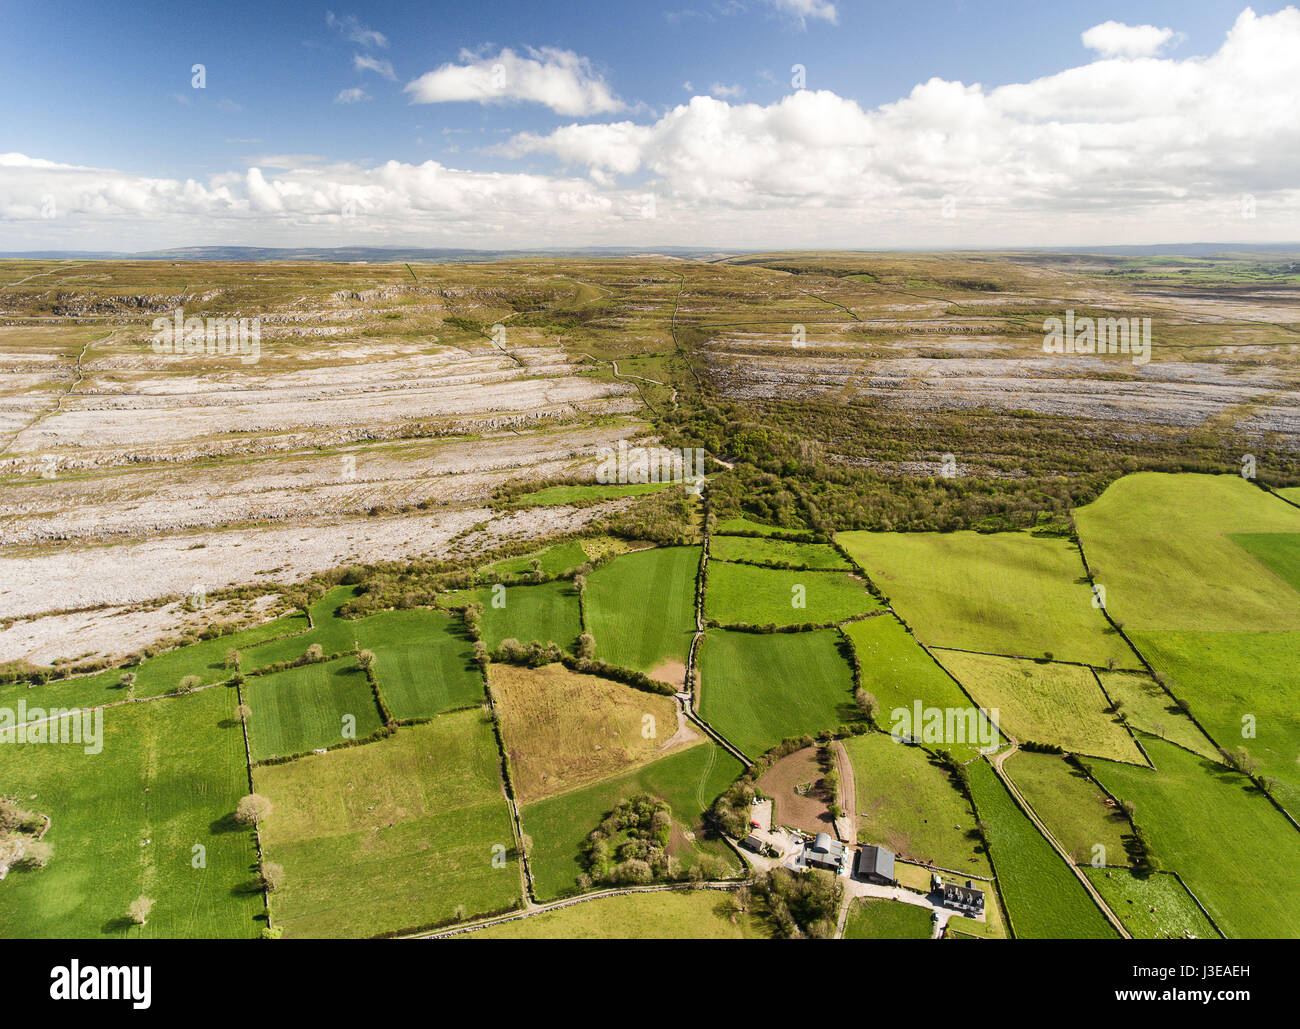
[354,608,482,720]
[244,659,384,762]
[1096,669,1219,761]
[697,629,855,759]
[1084,868,1221,939]
[935,651,1143,763]
[0,688,263,938]
[446,579,584,653]
[0,665,134,715]
[242,587,362,669]
[705,562,878,627]
[841,733,990,875]
[842,615,998,760]
[132,613,309,697]
[1004,751,1131,865]
[1074,473,1300,631]
[479,540,590,579]
[1089,736,1300,939]
[842,898,934,939]
[836,529,1136,668]
[254,712,520,937]
[520,742,742,901]
[1132,630,1300,811]
[463,888,766,939]
[1229,532,1300,593]
[511,481,676,506]
[584,546,699,675]
[714,517,811,538]
[710,535,850,570]
[965,759,1118,939]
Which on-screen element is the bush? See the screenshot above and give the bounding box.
[234,793,273,827]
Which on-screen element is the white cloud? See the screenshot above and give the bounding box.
[334,88,370,104]
[1082,20,1175,58]
[326,12,387,48]
[709,82,745,99]
[404,47,623,116]
[768,0,838,26]
[4,8,1300,250]
[353,54,395,81]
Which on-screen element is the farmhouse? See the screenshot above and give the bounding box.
[802,832,847,873]
[854,844,896,885]
[932,874,985,914]
[741,834,765,853]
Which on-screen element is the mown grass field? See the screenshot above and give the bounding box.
[1131,630,1300,812]
[836,529,1136,668]
[1089,736,1300,939]
[0,688,263,938]
[242,587,361,668]
[463,888,766,939]
[132,613,308,697]
[1074,473,1300,632]
[584,546,698,675]
[935,651,1143,763]
[1229,532,1300,593]
[842,614,998,760]
[244,659,383,762]
[254,712,520,937]
[709,536,850,570]
[1096,669,1219,761]
[354,608,481,721]
[520,742,742,901]
[490,662,683,803]
[445,580,584,653]
[965,759,1118,939]
[842,898,933,939]
[1084,868,1222,939]
[841,733,990,875]
[697,629,855,759]
[705,562,878,627]
[1003,751,1131,865]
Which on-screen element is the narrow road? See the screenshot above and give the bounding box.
[831,738,856,844]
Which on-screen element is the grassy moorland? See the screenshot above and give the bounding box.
[697,628,855,759]
[964,759,1118,939]
[254,712,520,937]
[583,546,699,676]
[837,530,1135,668]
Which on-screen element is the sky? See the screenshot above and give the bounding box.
[1,0,1298,251]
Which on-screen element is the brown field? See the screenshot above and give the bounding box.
[489,662,684,803]
[756,746,837,837]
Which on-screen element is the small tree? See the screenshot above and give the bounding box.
[234,793,272,827]
[175,675,200,695]
[127,896,154,926]
[305,643,325,662]
[234,703,252,723]
[118,671,137,691]
[225,648,241,670]
[260,861,285,892]
[853,688,878,721]
[576,633,596,660]
[356,649,375,671]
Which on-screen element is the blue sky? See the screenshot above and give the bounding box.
[2,1,1297,249]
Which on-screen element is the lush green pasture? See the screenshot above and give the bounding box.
[1090,737,1300,939]
[132,613,308,697]
[479,540,589,579]
[0,666,130,714]
[836,529,1135,667]
[584,546,698,675]
[254,712,520,937]
[841,733,990,875]
[842,615,997,760]
[1132,630,1300,811]
[1096,670,1218,760]
[1229,533,1300,593]
[842,898,933,939]
[1084,868,1221,939]
[965,759,1118,939]
[511,481,675,506]
[0,688,263,938]
[244,659,383,762]
[445,580,584,653]
[242,587,361,668]
[464,888,766,939]
[710,536,849,570]
[520,742,741,901]
[705,562,878,627]
[935,651,1143,763]
[1074,473,1300,631]
[697,629,855,759]
[714,517,811,538]
[1003,751,1130,865]
[354,608,481,720]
